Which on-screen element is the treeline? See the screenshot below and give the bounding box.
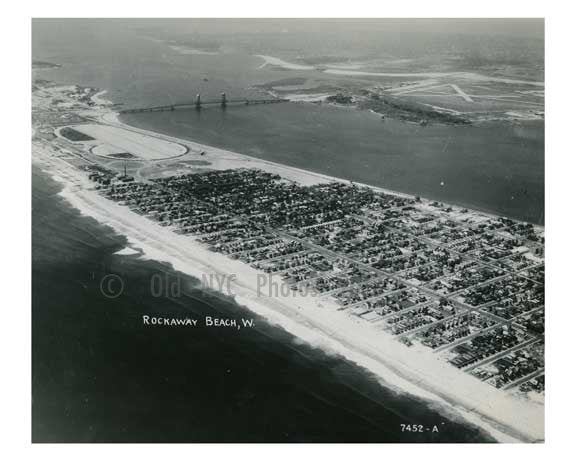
[59,127,95,142]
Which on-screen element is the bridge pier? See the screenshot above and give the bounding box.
[119,96,288,114]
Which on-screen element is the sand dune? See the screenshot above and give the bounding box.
[256,55,315,70]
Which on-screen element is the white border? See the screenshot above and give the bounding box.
[27,1,547,18]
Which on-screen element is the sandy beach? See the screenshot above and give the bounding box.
[30,86,544,442]
[255,55,315,70]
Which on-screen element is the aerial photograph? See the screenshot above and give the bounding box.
[31,18,544,443]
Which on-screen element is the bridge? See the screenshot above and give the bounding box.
[119,92,289,114]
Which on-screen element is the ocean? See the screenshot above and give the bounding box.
[32,167,493,442]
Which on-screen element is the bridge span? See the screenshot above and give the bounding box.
[119,92,289,114]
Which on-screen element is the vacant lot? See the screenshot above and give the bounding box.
[73,124,187,160]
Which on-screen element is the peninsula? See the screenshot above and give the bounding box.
[32,81,545,443]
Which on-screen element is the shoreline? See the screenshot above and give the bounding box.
[115,106,544,227]
[31,146,542,443]
[32,90,544,442]
[111,110,544,230]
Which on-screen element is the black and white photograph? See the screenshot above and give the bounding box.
[11,4,568,451]
[29,16,547,444]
